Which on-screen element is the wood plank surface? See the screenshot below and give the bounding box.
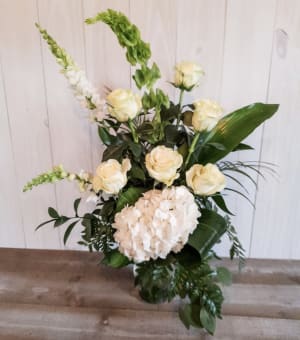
[217,0,277,257]
[37,0,93,250]
[0,60,25,247]
[0,248,299,339]
[250,0,300,259]
[0,0,60,249]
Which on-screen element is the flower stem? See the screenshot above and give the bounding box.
[128,119,139,143]
[176,89,184,127]
[185,132,200,167]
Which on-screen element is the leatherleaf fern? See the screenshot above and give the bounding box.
[134,247,230,335]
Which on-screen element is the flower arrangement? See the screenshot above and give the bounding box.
[24,9,278,335]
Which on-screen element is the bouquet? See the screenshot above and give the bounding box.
[24,9,278,335]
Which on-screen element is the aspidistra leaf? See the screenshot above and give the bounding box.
[188,209,227,258]
[198,103,279,164]
[116,187,145,212]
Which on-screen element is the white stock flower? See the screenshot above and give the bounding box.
[192,99,223,132]
[92,159,131,194]
[113,186,201,263]
[107,89,142,122]
[186,163,226,196]
[145,146,183,186]
[64,65,102,111]
[174,61,204,90]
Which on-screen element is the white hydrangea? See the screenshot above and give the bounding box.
[113,186,201,263]
[64,65,102,111]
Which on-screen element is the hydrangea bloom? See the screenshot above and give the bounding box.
[113,186,201,263]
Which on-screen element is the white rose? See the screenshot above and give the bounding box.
[92,158,131,194]
[107,88,142,122]
[192,99,223,132]
[145,146,183,186]
[186,163,226,196]
[174,61,204,90]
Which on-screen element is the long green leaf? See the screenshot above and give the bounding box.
[188,209,227,258]
[198,103,279,164]
[116,187,145,212]
[63,220,79,245]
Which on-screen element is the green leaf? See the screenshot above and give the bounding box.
[200,308,216,335]
[212,195,234,216]
[179,305,192,329]
[54,216,70,227]
[128,141,142,160]
[216,266,232,286]
[116,187,145,212]
[179,303,202,329]
[101,249,130,268]
[161,102,179,121]
[35,219,56,231]
[178,142,188,160]
[232,143,254,151]
[129,164,146,181]
[164,124,185,146]
[188,209,227,258]
[98,126,118,146]
[63,220,79,245]
[198,103,279,164]
[48,207,59,218]
[102,143,127,161]
[206,142,226,151]
[73,198,81,217]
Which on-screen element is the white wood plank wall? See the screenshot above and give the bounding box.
[0,0,299,259]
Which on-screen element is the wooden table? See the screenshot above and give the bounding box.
[0,248,299,339]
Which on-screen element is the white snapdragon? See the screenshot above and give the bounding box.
[63,65,102,111]
[113,186,201,263]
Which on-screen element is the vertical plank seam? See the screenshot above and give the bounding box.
[174,0,180,104]
[173,0,178,103]
[249,0,279,257]
[0,58,27,247]
[80,0,94,172]
[218,0,228,103]
[36,0,62,249]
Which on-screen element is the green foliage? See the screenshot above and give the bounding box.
[116,187,145,212]
[200,308,216,335]
[135,257,176,303]
[86,9,150,65]
[135,251,225,334]
[85,9,160,90]
[211,194,234,216]
[142,88,169,110]
[98,126,118,146]
[35,23,75,69]
[134,63,161,89]
[197,103,279,164]
[23,165,68,192]
[102,249,130,268]
[225,216,246,270]
[188,209,227,258]
[232,143,254,151]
